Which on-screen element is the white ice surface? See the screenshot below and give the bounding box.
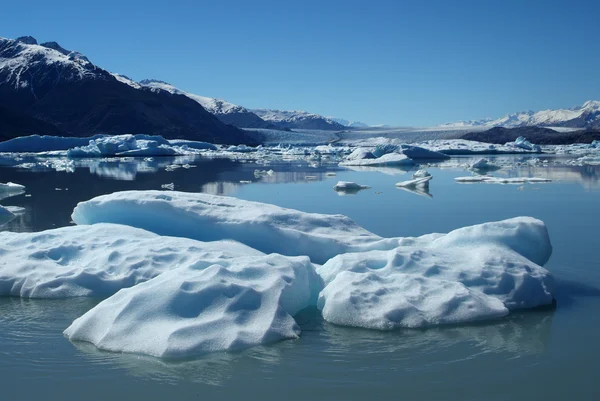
[340,152,414,167]
[64,253,321,358]
[71,191,398,264]
[317,217,554,329]
[333,181,371,191]
[0,224,263,298]
[455,176,552,184]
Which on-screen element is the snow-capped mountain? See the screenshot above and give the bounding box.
[328,118,369,128]
[442,101,600,129]
[0,36,252,143]
[251,109,346,130]
[137,79,275,129]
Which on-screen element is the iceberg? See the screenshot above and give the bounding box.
[67,135,177,158]
[0,182,26,202]
[469,158,501,171]
[333,181,371,195]
[0,224,263,298]
[64,253,321,358]
[317,217,554,329]
[71,191,398,264]
[398,145,450,160]
[513,136,542,153]
[455,176,552,184]
[340,152,414,167]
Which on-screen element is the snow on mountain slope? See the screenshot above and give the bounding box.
[329,117,369,128]
[252,109,346,130]
[139,79,274,129]
[442,101,600,129]
[0,36,104,89]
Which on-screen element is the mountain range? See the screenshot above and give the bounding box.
[0,35,352,143]
[0,36,253,144]
[442,101,600,129]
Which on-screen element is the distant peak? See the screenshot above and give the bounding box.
[16,36,38,45]
[40,41,70,55]
[140,79,171,85]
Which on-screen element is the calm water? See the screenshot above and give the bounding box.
[1,155,599,400]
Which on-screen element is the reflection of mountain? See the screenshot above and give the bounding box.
[508,165,600,190]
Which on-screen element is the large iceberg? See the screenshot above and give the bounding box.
[340,152,414,167]
[71,191,398,264]
[67,135,177,158]
[0,190,557,358]
[0,224,262,298]
[64,253,321,358]
[317,217,554,329]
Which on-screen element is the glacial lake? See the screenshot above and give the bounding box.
[1,154,599,401]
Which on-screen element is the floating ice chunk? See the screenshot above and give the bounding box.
[0,205,16,226]
[395,175,432,189]
[455,176,551,184]
[0,182,26,194]
[0,224,262,298]
[345,147,376,161]
[333,181,370,195]
[64,254,321,358]
[0,182,26,201]
[325,172,337,177]
[239,180,252,184]
[317,217,554,329]
[254,169,275,178]
[399,145,450,160]
[67,135,177,158]
[469,158,501,171]
[71,191,398,264]
[412,169,431,178]
[161,183,175,190]
[513,136,542,153]
[340,153,414,167]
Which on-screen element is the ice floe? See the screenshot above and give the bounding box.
[0,189,558,357]
[469,158,501,171]
[455,176,552,184]
[333,181,371,195]
[340,152,414,167]
[71,191,398,264]
[64,253,321,358]
[0,224,263,298]
[316,217,554,329]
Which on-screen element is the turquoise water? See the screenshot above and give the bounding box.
[1,155,599,400]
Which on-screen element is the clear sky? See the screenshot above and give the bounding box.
[3,0,599,126]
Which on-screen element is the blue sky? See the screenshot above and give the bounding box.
[3,0,599,126]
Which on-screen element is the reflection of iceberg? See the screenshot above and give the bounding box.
[0,182,25,201]
[396,185,432,198]
[319,308,554,356]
